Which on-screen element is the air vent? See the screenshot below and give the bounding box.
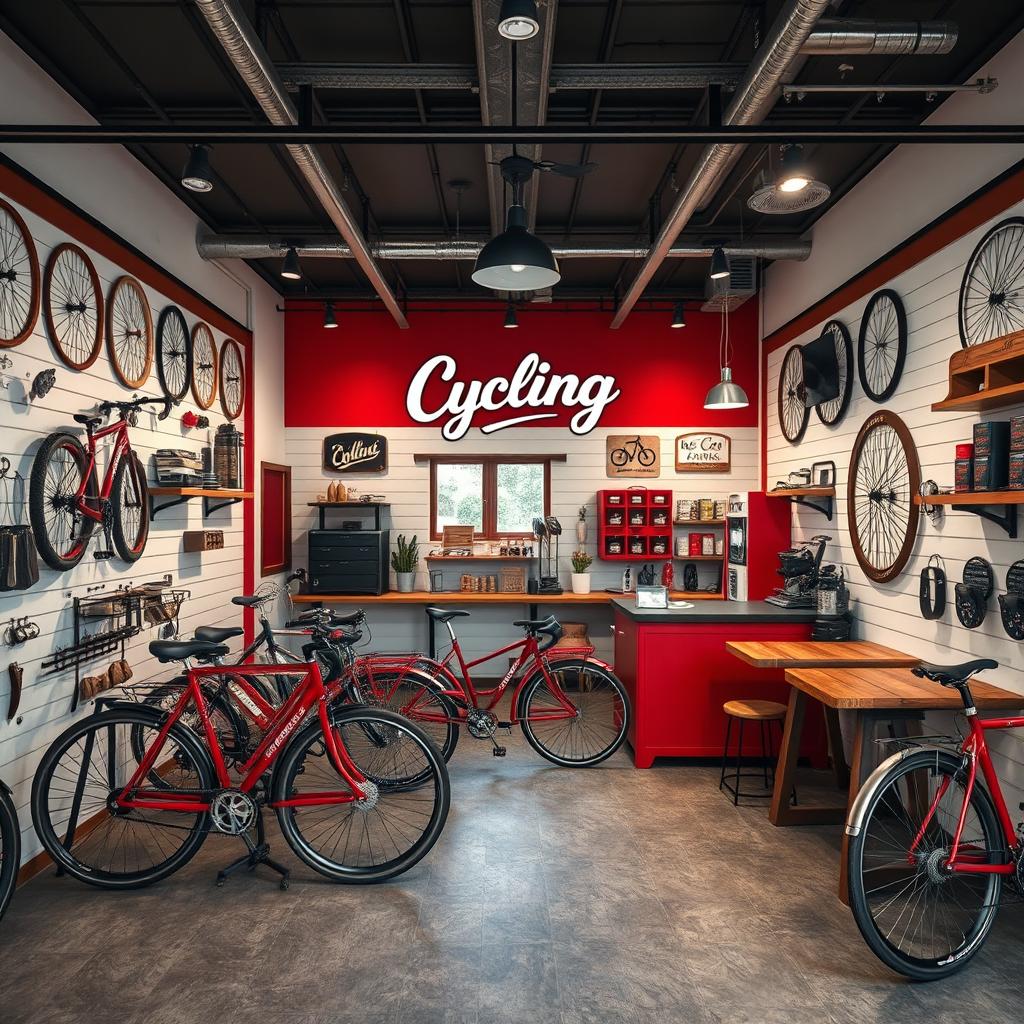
[747,173,831,215]
[701,256,756,311]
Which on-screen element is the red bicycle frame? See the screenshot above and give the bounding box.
[73,416,133,525]
[908,713,1024,877]
[116,661,369,815]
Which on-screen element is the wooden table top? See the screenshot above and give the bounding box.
[784,666,1024,710]
[726,640,920,669]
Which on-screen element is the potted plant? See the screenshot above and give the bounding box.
[391,534,420,593]
[570,550,593,595]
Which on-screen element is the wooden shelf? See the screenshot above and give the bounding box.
[931,382,1024,413]
[673,554,725,561]
[149,487,252,520]
[765,486,835,521]
[307,501,390,508]
[914,491,1022,538]
[673,519,726,526]
[292,590,727,605]
[932,329,1024,413]
[425,555,532,562]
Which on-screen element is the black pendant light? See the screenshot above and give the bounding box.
[281,247,302,281]
[671,302,686,329]
[498,0,539,39]
[323,301,338,329]
[472,204,559,291]
[709,246,730,281]
[181,144,213,193]
[504,302,519,328]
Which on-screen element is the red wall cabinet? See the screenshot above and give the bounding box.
[598,488,673,561]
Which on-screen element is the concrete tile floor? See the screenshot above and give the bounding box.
[2,730,1023,1024]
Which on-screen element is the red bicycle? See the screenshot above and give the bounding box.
[31,629,450,890]
[351,608,631,767]
[846,658,1024,979]
[29,395,169,570]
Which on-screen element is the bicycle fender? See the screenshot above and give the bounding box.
[545,650,613,673]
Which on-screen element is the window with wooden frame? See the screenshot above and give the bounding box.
[427,455,557,540]
[260,462,292,576]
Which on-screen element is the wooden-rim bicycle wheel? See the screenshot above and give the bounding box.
[219,337,244,420]
[190,322,218,409]
[777,344,809,444]
[106,275,153,388]
[0,196,41,348]
[43,242,103,370]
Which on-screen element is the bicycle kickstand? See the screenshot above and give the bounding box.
[215,812,291,891]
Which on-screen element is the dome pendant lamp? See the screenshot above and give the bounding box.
[704,306,749,410]
[472,203,560,291]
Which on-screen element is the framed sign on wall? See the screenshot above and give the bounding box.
[606,434,661,477]
[323,432,388,473]
[675,432,731,472]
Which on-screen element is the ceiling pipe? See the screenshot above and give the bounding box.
[197,233,811,262]
[801,19,958,55]
[610,0,831,329]
[192,0,408,328]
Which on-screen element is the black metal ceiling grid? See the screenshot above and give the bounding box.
[0,0,1020,300]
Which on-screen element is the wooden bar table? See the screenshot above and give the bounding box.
[775,665,1023,902]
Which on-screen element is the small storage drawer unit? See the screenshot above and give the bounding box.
[308,530,390,594]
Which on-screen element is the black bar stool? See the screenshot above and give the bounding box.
[719,699,789,805]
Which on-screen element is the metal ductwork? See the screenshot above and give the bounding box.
[801,19,958,55]
[610,0,831,329]
[197,233,811,263]
[193,0,408,328]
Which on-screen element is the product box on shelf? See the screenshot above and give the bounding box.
[1009,452,1024,490]
[1011,415,1024,453]
[973,420,1010,458]
[955,443,974,493]
[974,455,1009,492]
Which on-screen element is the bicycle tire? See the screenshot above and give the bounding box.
[273,707,449,883]
[848,749,1004,980]
[610,447,628,467]
[518,660,630,767]
[29,431,99,571]
[638,447,656,467]
[0,783,19,923]
[31,704,214,889]
[110,452,149,563]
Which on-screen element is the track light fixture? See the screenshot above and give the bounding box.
[281,247,302,281]
[709,246,730,282]
[323,301,338,329]
[498,0,540,40]
[181,144,213,193]
[504,302,519,328]
[671,302,686,329]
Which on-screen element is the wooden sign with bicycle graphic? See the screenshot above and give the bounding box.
[606,434,661,477]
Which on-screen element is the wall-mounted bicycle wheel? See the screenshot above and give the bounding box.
[958,216,1024,347]
[156,306,192,402]
[190,323,217,409]
[0,196,41,347]
[857,289,907,403]
[44,243,103,370]
[814,320,853,427]
[778,344,809,444]
[106,275,153,388]
[847,410,920,585]
[219,337,244,420]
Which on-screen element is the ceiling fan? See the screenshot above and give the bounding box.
[494,154,598,183]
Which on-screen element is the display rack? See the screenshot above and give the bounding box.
[597,488,673,561]
[914,491,1021,538]
[150,486,252,520]
[932,329,1024,413]
[307,500,390,530]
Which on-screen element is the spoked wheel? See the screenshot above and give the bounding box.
[778,345,809,444]
[814,320,853,427]
[519,660,630,767]
[110,453,149,563]
[156,306,192,402]
[219,337,244,420]
[31,706,214,889]
[190,323,217,409]
[959,216,1024,347]
[274,707,450,883]
[858,290,907,403]
[848,750,1005,980]
[29,432,99,571]
[43,243,103,369]
[106,275,153,388]
[0,784,19,923]
[0,196,40,348]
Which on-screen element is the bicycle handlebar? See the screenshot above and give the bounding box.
[99,396,173,421]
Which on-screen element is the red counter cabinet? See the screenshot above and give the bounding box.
[613,610,824,768]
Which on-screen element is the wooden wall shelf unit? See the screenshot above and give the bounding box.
[914,491,1021,538]
[932,330,1024,413]
[425,555,532,563]
[673,518,726,527]
[765,486,835,521]
[307,501,390,530]
[149,487,253,520]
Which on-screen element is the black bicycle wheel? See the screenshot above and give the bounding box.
[0,783,19,923]
[31,705,214,889]
[29,431,99,571]
[519,660,630,767]
[778,345,809,444]
[156,306,192,402]
[815,320,853,426]
[858,290,907,403]
[958,216,1024,347]
[111,453,149,563]
[274,707,449,883]
[848,749,1005,980]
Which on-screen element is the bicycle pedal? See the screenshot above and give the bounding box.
[92,550,115,560]
[492,745,507,757]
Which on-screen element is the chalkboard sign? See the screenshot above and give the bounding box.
[675,432,731,472]
[323,432,388,473]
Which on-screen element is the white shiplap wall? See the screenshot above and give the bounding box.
[765,199,1024,805]
[286,425,758,664]
[0,192,248,864]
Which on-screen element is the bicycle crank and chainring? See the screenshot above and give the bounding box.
[466,709,499,739]
[210,789,259,834]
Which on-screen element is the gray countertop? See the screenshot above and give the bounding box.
[611,598,818,624]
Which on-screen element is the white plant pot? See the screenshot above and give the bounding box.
[571,573,591,595]
[396,571,416,593]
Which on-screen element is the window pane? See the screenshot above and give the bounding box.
[435,463,483,534]
[496,463,545,533]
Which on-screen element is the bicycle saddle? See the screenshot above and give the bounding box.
[72,413,102,429]
[912,658,997,686]
[194,626,243,643]
[425,607,470,623]
[231,595,264,608]
[149,639,229,664]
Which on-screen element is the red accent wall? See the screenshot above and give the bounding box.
[284,302,758,429]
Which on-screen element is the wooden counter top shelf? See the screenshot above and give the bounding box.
[307,500,389,530]
[726,640,921,669]
[765,485,836,521]
[932,328,1024,413]
[148,486,253,520]
[914,490,1021,537]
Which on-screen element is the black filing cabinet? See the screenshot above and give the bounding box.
[308,530,390,594]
